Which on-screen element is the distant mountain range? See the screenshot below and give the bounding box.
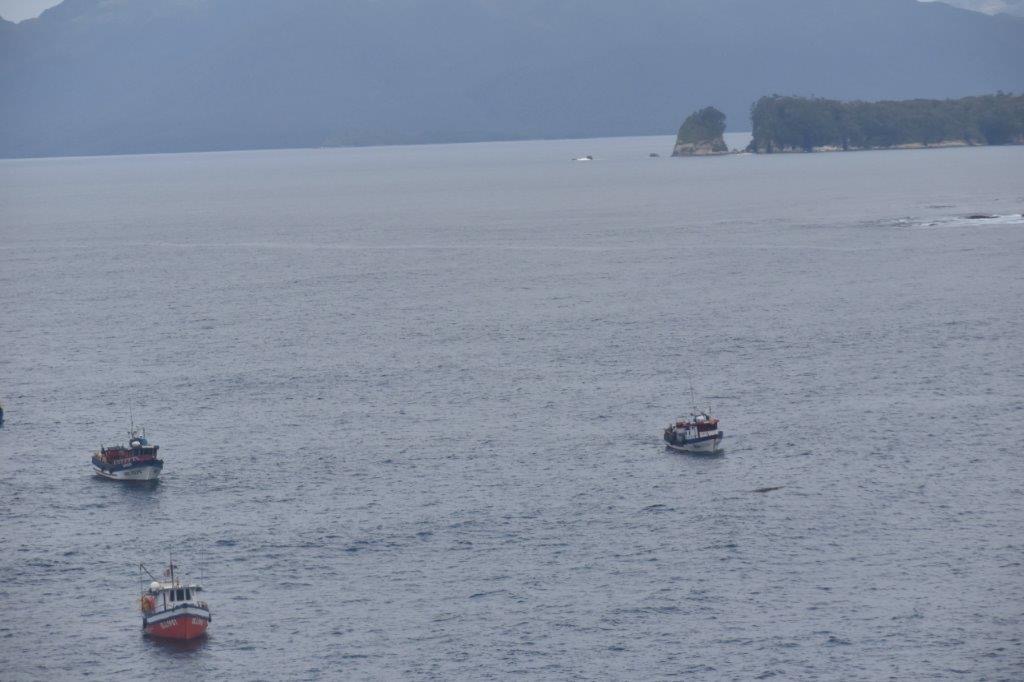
[2,0,1023,158]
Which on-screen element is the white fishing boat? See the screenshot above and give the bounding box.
[92,428,163,481]
[663,411,724,454]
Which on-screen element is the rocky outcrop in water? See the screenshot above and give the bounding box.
[672,107,728,156]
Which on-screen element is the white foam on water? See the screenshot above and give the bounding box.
[899,213,1024,229]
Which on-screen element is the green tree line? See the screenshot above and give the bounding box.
[747,93,1024,153]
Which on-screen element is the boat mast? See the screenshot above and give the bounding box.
[140,562,158,581]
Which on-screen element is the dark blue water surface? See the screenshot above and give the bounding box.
[1,136,1023,680]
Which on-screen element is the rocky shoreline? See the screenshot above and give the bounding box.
[743,138,1024,154]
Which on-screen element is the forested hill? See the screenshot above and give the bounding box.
[2,0,1024,158]
[747,94,1024,153]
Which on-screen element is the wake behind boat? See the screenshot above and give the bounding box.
[664,411,724,454]
[92,427,163,481]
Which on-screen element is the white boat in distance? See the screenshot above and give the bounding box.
[663,412,724,454]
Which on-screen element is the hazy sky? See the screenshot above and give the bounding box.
[0,0,58,22]
[0,0,1018,22]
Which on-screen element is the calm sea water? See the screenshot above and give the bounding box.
[1,135,1023,680]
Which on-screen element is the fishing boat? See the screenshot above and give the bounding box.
[92,427,163,481]
[139,560,211,640]
[663,411,724,454]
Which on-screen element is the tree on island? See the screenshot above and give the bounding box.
[672,107,728,156]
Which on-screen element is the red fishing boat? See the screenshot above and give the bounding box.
[139,560,211,640]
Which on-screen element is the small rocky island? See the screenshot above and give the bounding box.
[672,107,729,156]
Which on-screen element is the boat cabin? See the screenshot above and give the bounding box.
[100,433,159,461]
[143,581,205,612]
[673,413,720,433]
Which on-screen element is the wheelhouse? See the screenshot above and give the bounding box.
[103,434,159,458]
[144,581,205,611]
[673,413,719,433]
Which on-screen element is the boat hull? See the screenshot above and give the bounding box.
[144,608,210,640]
[665,433,724,454]
[93,461,162,481]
